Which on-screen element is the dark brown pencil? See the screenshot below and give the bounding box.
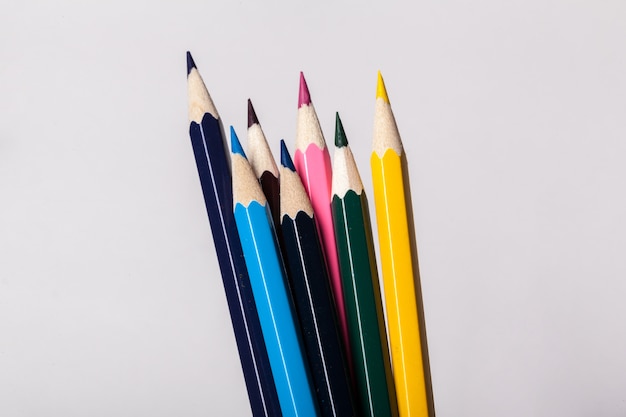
[247,99,280,229]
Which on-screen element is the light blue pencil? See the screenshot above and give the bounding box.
[230,127,320,417]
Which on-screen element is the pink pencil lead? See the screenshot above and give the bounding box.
[298,72,312,108]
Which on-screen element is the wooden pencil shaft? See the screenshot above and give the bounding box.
[246,103,280,230]
[293,146,344,327]
[295,86,351,360]
[371,151,428,417]
[235,199,319,417]
[332,190,398,417]
[280,212,357,417]
[372,73,433,416]
[188,113,282,417]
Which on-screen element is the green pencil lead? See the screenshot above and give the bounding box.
[335,112,349,148]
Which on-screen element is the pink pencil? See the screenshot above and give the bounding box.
[294,72,351,365]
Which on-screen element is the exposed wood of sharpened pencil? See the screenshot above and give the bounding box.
[331,113,398,417]
[294,73,351,369]
[185,52,282,417]
[247,99,280,230]
[278,140,358,417]
[371,72,433,417]
[231,128,320,417]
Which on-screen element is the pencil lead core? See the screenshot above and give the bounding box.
[376,71,390,104]
[247,99,259,128]
[186,51,196,75]
[335,112,348,148]
[280,140,296,171]
[298,72,311,108]
[230,126,246,158]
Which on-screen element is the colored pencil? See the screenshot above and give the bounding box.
[231,128,320,417]
[331,113,398,417]
[185,52,281,417]
[294,73,350,360]
[371,72,432,417]
[278,140,358,417]
[247,99,280,229]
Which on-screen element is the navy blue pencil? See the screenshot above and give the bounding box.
[278,141,358,417]
[186,52,282,417]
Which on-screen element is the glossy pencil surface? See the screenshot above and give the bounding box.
[294,73,350,365]
[331,113,398,417]
[186,52,281,417]
[278,141,357,417]
[371,73,431,417]
[231,130,319,417]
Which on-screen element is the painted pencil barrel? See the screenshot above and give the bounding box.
[189,114,281,417]
[371,150,428,417]
[332,190,397,417]
[235,201,319,417]
[294,147,350,357]
[260,170,280,231]
[280,212,357,417]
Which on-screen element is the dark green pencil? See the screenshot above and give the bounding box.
[330,113,399,417]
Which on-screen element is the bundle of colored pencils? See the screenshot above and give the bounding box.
[186,51,434,417]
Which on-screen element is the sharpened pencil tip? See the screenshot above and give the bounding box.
[186,51,196,75]
[280,140,296,171]
[335,112,348,148]
[376,71,390,103]
[230,126,246,157]
[298,72,311,108]
[247,99,259,128]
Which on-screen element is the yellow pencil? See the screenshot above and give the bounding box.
[371,72,431,417]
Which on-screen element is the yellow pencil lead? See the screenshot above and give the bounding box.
[376,71,390,104]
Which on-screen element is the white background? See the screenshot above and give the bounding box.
[2,1,626,416]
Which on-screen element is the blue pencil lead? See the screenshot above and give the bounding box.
[230,126,247,158]
[186,51,196,75]
[280,140,296,172]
